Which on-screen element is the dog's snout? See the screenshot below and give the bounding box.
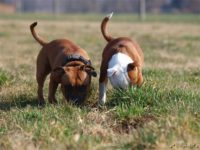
[63,85,87,104]
[67,94,86,105]
[69,95,82,102]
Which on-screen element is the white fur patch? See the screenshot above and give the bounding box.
[98,82,107,105]
[107,53,133,88]
[107,12,113,19]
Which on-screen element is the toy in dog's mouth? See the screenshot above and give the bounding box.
[61,85,88,105]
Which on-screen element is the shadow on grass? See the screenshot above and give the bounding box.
[192,70,200,76]
[0,94,40,111]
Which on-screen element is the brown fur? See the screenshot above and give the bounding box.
[30,22,96,105]
[98,14,144,105]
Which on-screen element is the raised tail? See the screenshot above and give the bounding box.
[30,22,47,46]
[101,12,114,42]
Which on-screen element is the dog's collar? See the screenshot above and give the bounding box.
[62,54,91,66]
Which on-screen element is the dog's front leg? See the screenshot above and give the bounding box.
[48,78,58,104]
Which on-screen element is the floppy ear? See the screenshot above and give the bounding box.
[80,65,97,77]
[127,62,137,71]
[127,62,139,84]
[51,67,65,83]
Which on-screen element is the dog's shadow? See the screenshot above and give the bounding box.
[0,94,39,111]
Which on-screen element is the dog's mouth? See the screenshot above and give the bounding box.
[62,85,88,105]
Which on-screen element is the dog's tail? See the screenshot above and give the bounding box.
[101,12,114,42]
[30,22,47,46]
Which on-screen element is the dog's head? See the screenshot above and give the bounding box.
[51,64,97,104]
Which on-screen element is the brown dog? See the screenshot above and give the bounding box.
[98,13,144,105]
[30,22,97,105]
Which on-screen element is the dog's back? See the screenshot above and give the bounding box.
[101,13,144,67]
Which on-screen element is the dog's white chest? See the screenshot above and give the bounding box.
[107,53,133,88]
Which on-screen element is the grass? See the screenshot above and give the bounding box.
[0,69,12,86]
[0,13,200,149]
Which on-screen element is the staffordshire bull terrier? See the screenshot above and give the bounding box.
[30,22,97,105]
[98,13,144,105]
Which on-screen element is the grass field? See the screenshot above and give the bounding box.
[0,13,200,150]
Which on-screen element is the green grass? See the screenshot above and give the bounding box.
[0,14,200,149]
[0,69,12,86]
[108,81,200,119]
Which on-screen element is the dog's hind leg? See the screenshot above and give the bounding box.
[48,78,58,104]
[36,57,51,105]
[36,72,50,105]
[98,70,108,105]
[99,81,107,105]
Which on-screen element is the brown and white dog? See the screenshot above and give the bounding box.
[30,22,97,105]
[98,13,144,105]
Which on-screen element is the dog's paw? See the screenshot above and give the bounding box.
[48,97,58,104]
[38,100,45,107]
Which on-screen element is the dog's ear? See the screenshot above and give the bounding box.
[127,62,138,71]
[127,62,139,84]
[51,67,65,83]
[80,65,97,77]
